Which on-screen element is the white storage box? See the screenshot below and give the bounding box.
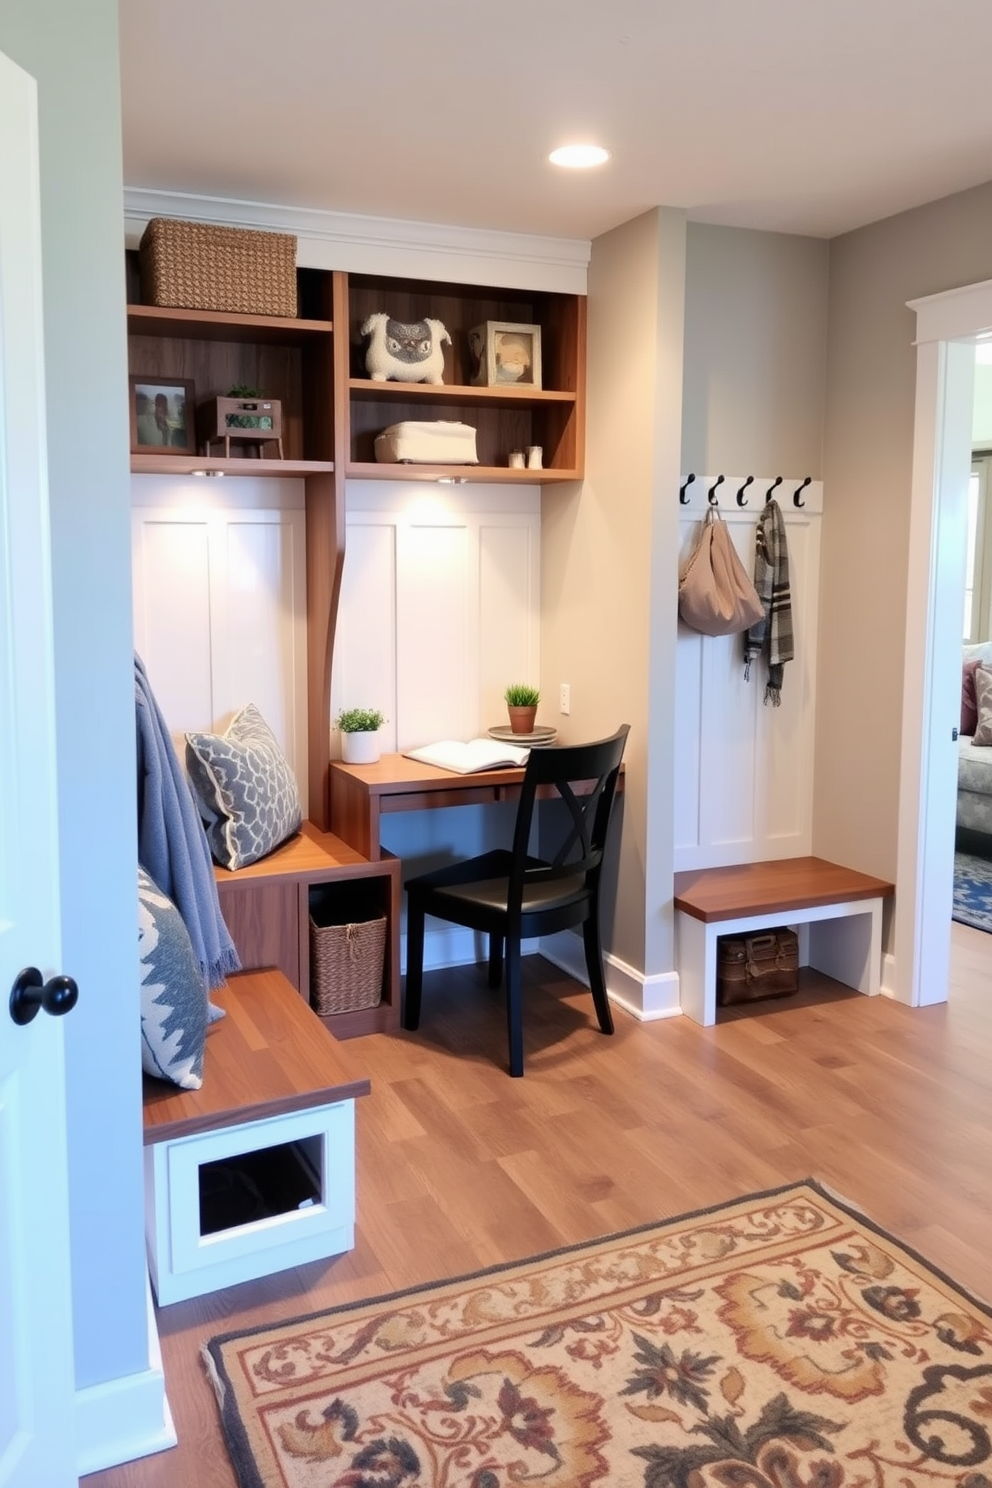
[374,420,478,465]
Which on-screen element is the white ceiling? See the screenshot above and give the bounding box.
[119,0,992,244]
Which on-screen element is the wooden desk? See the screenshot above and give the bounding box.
[330,753,624,861]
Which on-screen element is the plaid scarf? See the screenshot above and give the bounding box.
[743,498,793,705]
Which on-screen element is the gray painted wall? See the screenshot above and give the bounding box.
[818,181,992,896]
[681,224,829,478]
[0,0,149,1389]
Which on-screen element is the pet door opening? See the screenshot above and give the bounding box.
[198,1135,323,1237]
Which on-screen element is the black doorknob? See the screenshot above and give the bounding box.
[9,967,79,1026]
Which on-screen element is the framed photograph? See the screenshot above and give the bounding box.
[467,321,542,390]
[130,377,196,454]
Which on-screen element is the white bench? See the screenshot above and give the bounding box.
[142,968,370,1306]
[674,856,894,1026]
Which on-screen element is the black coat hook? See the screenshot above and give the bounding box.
[679,473,695,505]
[765,476,783,504]
[736,475,754,507]
[708,475,725,506]
[793,476,811,508]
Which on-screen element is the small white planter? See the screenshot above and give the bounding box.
[341,730,380,765]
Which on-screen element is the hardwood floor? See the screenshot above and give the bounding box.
[83,925,992,1487]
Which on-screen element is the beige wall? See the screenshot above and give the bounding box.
[542,208,686,982]
[817,181,992,894]
[682,224,829,476]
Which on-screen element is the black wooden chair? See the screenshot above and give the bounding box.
[402,725,630,1076]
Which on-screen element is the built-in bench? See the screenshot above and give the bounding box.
[673,856,895,1025]
[142,967,371,1305]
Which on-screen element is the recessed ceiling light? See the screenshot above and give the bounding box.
[549,144,610,169]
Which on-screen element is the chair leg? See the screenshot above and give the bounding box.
[583,916,614,1035]
[504,938,524,1076]
[488,932,504,988]
[403,898,425,1030]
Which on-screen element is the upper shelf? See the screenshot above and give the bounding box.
[127,304,333,346]
[130,453,335,478]
[348,378,576,409]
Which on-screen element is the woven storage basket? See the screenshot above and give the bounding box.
[309,890,386,1016]
[139,218,298,317]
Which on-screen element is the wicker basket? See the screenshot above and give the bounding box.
[139,218,298,318]
[309,889,386,1016]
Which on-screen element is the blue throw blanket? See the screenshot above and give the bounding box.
[135,654,241,989]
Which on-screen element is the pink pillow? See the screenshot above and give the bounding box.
[962,657,982,736]
[974,664,992,745]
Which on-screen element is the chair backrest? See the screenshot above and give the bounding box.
[507,725,630,909]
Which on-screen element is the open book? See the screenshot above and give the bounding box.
[403,738,530,774]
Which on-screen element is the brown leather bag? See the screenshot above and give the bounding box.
[716,927,799,1006]
[678,506,764,637]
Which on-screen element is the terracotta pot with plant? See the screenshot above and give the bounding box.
[503,683,540,735]
[335,707,387,764]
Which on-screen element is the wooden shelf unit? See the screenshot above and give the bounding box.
[213,823,401,1040]
[126,250,587,828]
[342,273,586,480]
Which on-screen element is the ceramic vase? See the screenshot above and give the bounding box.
[341,730,380,764]
[507,706,537,735]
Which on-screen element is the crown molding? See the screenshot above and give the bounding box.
[122,188,589,295]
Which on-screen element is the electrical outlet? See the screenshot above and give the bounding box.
[559,682,570,715]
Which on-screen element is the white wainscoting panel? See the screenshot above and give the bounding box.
[336,482,541,754]
[674,477,822,870]
[131,476,309,815]
[334,520,398,752]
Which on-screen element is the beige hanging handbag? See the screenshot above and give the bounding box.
[678,506,764,636]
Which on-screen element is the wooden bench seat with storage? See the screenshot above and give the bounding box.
[142,967,371,1306]
[673,856,895,1026]
[213,821,401,1039]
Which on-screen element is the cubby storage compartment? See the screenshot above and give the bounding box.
[125,251,335,475]
[309,881,387,1017]
[213,824,402,1038]
[199,1134,323,1235]
[142,969,370,1305]
[343,273,586,481]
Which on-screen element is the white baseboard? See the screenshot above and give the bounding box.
[538,930,682,1020]
[880,949,897,999]
[75,1274,176,1476]
[408,926,682,1020]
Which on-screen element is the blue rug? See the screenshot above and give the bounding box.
[952,850,992,931]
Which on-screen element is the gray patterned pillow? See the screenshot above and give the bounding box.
[138,867,208,1089]
[185,702,302,870]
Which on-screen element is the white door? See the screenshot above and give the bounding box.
[0,48,79,1488]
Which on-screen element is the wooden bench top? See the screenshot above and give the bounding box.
[212,819,396,887]
[142,968,371,1145]
[673,856,895,924]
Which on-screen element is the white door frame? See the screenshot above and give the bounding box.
[0,47,78,1488]
[897,278,992,1005]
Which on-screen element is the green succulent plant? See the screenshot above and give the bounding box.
[334,707,387,733]
[503,683,540,707]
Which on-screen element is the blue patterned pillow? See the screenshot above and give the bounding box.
[138,867,208,1090]
[184,702,302,871]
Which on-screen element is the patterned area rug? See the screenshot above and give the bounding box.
[953,850,992,932]
[203,1180,992,1488]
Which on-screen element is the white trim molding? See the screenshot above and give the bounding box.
[122,188,590,295]
[539,930,682,1021]
[900,279,988,1008]
[74,1275,176,1476]
[909,278,992,346]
